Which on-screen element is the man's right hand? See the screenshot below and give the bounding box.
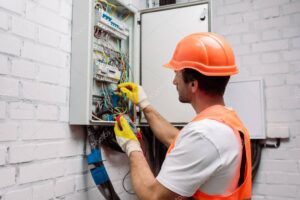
[117,82,150,110]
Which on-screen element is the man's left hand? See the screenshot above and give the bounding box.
[114,115,142,156]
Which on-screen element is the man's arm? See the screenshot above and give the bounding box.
[130,151,186,200]
[143,105,180,147]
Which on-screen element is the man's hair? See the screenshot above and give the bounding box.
[182,68,230,96]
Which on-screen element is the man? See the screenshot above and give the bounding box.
[114,32,252,200]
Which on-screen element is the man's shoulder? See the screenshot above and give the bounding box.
[180,119,239,153]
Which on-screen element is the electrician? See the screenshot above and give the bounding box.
[114,32,252,200]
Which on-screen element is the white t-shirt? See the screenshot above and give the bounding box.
[156,119,242,197]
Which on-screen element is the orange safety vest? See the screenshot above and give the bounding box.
[167,105,252,200]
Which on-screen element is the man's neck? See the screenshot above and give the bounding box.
[191,93,225,114]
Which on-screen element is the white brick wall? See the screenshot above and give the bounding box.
[0,0,144,199]
[5,0,300,199]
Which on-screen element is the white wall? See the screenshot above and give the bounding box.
[177,0,300,199]
[0,0,144,199]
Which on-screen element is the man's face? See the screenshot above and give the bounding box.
[173,70,191,103]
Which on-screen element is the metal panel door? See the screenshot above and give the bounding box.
[140,2,210,123]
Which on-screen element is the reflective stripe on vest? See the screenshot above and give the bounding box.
[166,105,252,200]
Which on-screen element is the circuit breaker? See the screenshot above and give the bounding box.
[69,0,211,125]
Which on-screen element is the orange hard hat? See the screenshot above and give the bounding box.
[163,32,238,76]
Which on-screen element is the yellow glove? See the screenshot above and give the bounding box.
[118,82,150,110]
[114,115,142,156]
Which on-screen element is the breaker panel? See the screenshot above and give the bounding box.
[70,0,137,125]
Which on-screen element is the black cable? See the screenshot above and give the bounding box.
[251,140,262,180]
[122,170,135,195]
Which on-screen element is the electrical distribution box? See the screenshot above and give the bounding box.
[70,0,139,125]
[69,0,265,139]
[70,0,211,125]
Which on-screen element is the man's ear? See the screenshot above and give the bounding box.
[190,80,198,93]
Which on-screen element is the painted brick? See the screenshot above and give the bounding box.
[242,33,260,43]
[65,157,88,175]
[262,171,286,187]
[0,0,26,14]
[36,104,58,120]
[287,73,300,84]
[58,140,84,157]
[38,26,60,48]
[9,144,35,163]
[266,98,281,109]
[59,35,71,52]
[232,44,250,55]
[9,101,35,120]
[290,61,300,72]
[283,27,300,38]
[254,183,298,198]
[266,86,291,99]
[221,23,250,35]
[252,40,289,52]
[262,52,280,63]
[243,11,260,22]
[58,68,70,86]
[37,64,60,84]
[252,63,289,75]
[75,174,94,190]
[33,182,54,200]
[225,14,242,24]
[283,50,300,61]
[253,0,289,9]
[0,33,22,56]
[282,97,300,109]
[65,188,103,200]
[20,121,67,140]
[225,34,241,45]
[4,187,32,200]
[21,41,68,68]
[254,16,290,30]
[0,167,15,188]
[0,12,9,30]
[242,54,260,65]
[59,106,69,122]
[26,1,69,34]
[37,0,60,12]
[267,110,295,122]
[262,29,281,40]
[0,122,18,141]
[282,2,300,14]
[55,177,74,196]
[292,13,300,25]
[262,7,279,19]
[0,101,6,119]
[12,16,36,40]
[0,146,6,165]
[34,142,60,160]
[263,148,289,160]
[292,37,300,48]
[11,58,36,79]
[19,161,65,184]
[22,81,67,103]
[264,75,285,87]
[0,54,9,75]
[60,1,72,20]
[217,2,251,15]
[0,77,19,97]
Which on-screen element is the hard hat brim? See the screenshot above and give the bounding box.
[163,60,239,76]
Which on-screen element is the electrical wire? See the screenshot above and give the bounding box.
[122,170,135,195]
